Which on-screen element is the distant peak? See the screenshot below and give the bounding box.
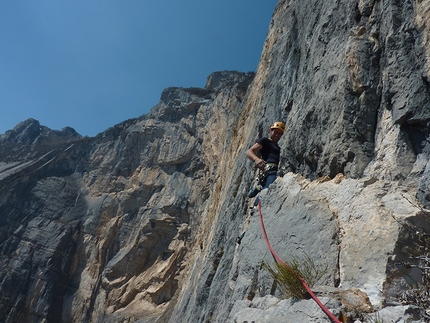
[3,118,42,144]
[1,118,81,145]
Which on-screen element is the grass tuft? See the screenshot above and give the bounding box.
[262,253,327,299]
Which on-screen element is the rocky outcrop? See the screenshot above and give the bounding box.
[0,118,82,161]
[1,0,430,322]
[0,71,255,323]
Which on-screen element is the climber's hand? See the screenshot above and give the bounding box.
[256,160,266,171]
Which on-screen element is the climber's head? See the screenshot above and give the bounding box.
[270,121,285,134]
[269,121,285,143]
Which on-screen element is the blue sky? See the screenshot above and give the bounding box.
[0,1,278,137]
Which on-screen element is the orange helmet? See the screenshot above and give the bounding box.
[270,121,285,134]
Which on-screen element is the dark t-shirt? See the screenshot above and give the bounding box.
[256,137,281,164]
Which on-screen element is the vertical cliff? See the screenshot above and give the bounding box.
[167,0,430,321]
[1,0,430,322]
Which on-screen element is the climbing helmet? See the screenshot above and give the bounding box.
[270,121,285,134]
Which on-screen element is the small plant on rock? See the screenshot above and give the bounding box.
[262,252,327,299]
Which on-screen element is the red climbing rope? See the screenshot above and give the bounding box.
[257,201,342,323]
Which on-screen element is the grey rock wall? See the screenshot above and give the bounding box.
[168,0,430,322]
[0,71,255,323]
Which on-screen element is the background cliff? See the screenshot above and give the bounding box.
[1,0,430,322]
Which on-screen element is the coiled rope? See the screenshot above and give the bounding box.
[257,201,342,323]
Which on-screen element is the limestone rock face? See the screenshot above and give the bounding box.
[0,71,255,323]
[1,0,430,323]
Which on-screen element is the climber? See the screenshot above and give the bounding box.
[246,121,285,204]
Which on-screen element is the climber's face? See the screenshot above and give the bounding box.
[269,128,283,143]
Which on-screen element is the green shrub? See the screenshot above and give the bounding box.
[262,253,327,299]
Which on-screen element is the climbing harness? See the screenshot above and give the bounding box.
[257,163,278,186]
[248,163,278,198]
[257,201,342,323]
